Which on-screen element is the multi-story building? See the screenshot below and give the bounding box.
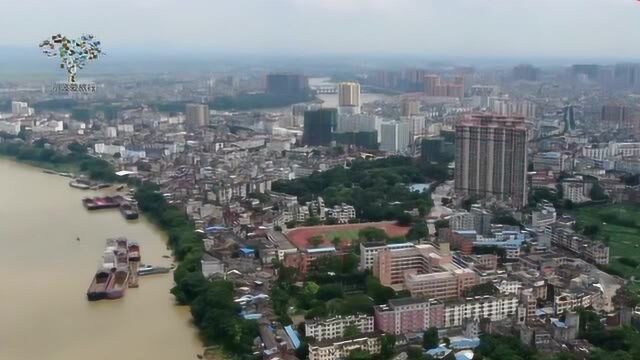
[470,205,493,236]
[338,82,361,115]
[454,115,528,208]
[373,244,479,300]
[303,108,337,146]
[374,298,444,335]
[513,64,539,81]
[308,334,381,360]
[380,120,411,154]
[443,295,519,328]
[359,242,415,270]
[531,203,557,233]
[601,104,633,128]
[554,291,602,315]
[494,280,522,295]
[401,99,420,117]
[326,204,356,224]
[561,178,591,204]
[185,103,209,130]
[533,152,567,172]
[423,74,464,98]
[449,211,475,232]
[405,270,478,300]
[266,73,308,95]
[305,315,374,341]
[550,227,610,265]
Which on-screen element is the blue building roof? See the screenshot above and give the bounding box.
[239,247,256,255]
[284,325,301,349]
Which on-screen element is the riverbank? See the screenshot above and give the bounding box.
[0,158,201,360]
[0,136,257,357]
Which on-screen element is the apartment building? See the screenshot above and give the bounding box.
[550,227,610,265]
[444,295,519,328]
[372,244,478,300]
[326,204,356,224]
[374,298,445,335]
[359,242,415,270]
[305,315,374,341]
[454,115,528,208]
[309,334,381,360]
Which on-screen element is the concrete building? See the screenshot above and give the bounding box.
[326,204,356,224]
[561,178,591,204]
[450,211,475,232]
[374,297,444,335]
[11,101,33,116]
[185,103,209,130]
[201,253,225,278]
[266,73,308,95]
[601,104,633,128]
[303,108,337,146]
[359,242,415,270]
[444,295,519,328]
[309,334,381,360]
[380,120,411,154]
[531,203,557,234]
[338,82,361,115]
[401,99,420,117]
[454,115,528,208]
[513,64,539,81]
[305,315,374,341]
[533,152,567,172]
[373,245,479,300]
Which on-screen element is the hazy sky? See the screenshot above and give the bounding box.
[4,0,640,58]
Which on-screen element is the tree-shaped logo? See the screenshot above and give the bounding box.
[39,34,104,83]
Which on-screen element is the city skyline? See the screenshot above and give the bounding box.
[3,0,640,59]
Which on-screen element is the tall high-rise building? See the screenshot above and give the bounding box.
[455,114,528,208]
[266,73,308,95]
[424,75,464,99]
[513,64,540,81]
[601,104,633,128]
[424,75,440,96]
[185,103,209,130]
[401,99,420,117]
[338,82,361,114]
[614,63,640,88]
[303,108,337,146]
[380,120,411,154]
[11,101,32,116]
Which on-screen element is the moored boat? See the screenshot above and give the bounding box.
[86,268,114,301]
[82,196,124,210]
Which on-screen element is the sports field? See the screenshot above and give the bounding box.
[285,221,410,250]
[576,205,640,279]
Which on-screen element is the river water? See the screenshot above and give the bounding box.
[0,158,202,360]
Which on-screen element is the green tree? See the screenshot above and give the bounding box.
[407,221,429,241]
[590,182,607,201]
[308,235,324,248]
[396,212,413,226]
[380,334,396,360]
[358,227,388,242]
[346,350,373,360]
[331,236,342,248]
[423,327,439,349]
[343,324,361,338]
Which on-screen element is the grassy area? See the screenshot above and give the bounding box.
[325,229,360,241]
[576,205,640,279]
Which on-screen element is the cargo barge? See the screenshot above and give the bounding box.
[83,196,124,210]
[87,237,141,301]
[82,196,139,220]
